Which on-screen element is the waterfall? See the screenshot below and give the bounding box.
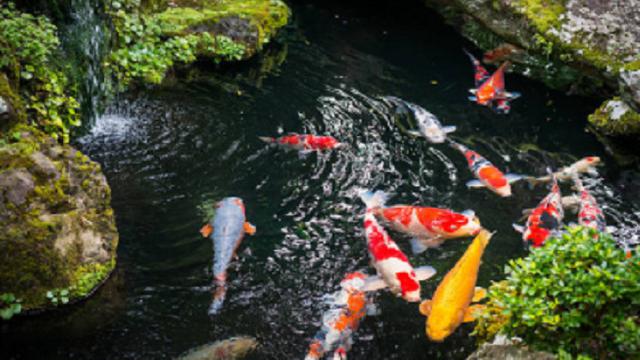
[63,0,111,127]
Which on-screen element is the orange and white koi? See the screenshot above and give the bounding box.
[513,174,564,247]
[464,50,520,114]
[305,270,435,360]
[359,190,436,302]
[450,141,522,197]
[258,134,344,151]
[419,230,492,342]
[572,174,606,232]
[360,190,481,254]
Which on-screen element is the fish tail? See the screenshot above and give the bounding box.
[358,189,387,210]
[258,136,276,143]
[571,172,584,191]
[462,48,479,65]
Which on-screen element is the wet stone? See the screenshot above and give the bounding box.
[0,169,35,206]
[29,151,60,179]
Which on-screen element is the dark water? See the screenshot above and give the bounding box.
[2,1,640,359]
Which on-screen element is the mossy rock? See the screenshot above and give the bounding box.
[588,97,640,136]
[153,0,290,56]
[0,72,26,132]
[422,0,640,105]
[0,124,118,314]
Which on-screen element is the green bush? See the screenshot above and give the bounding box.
[474,227,640,358]
[0,3,80,142]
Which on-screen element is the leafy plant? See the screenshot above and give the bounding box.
[0,293,22,320]
[46,288,70,305]
[474,227,640,358]
[0,3,80,142]
[104,0,248,88]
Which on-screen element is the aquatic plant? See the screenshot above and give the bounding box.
[0,3,80,142]
[474,227,640,358]
[0,293,22,320]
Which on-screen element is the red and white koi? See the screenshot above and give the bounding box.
[305,269,435,360]
[258,134,344,151]
[572,174,606,232]
[361,191,481,254]
[513,174,564,247]
[450,141,522,197]
[463,50,520,114]
[359,190,435,302]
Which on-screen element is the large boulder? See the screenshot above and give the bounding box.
[423,0,640,136]
[0,124,118,313]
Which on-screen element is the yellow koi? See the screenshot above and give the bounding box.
[419,230,492,341]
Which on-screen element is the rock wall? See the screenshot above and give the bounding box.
[423,0,640,137]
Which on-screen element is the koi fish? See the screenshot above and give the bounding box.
[305,269,436,360]
[513,174,564,247]
[359,190,434,302]
[525,156,601,186]
[360,190,481,254]
[482,43,524,65]
[449,141,522,197]
[572,174,606,232]
[464,50,520,114]
[178,336,258,360]
[419,230,493,342]
[200,197,256,314]
[521,194,580,218]
[258,134,344,151]
[385,97,456,143]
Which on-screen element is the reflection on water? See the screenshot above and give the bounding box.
[2,0,640,359]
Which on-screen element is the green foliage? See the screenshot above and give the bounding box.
[0,293,22,320]
[46,288,70,305]
[0,3,80,142]
[474,227,640,358]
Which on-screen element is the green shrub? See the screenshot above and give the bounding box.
[474,227,640,358]
[0,293,22,320]
[0,3,80,142]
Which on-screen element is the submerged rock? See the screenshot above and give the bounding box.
[588,97,640,136]
[467,343,556,360]
[177,336,258,360]
[0,124,118,314]
[423,0,640,135]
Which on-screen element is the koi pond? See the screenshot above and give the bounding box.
[2,0,639,359]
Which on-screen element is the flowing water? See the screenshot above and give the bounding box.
[2,0,640,359]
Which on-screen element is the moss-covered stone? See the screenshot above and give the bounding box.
[105,0,290,87]
[588,97,640,136]
[0,124,118,314]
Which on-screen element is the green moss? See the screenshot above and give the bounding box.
[588,97,640,136]
[71,258,115,298]
[105,0,290,88]
[515,0,565,33]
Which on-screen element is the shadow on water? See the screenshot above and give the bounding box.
[2,0,640,359]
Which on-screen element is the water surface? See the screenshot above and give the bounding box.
[2,1,639,359]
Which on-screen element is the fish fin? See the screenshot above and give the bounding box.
[362,275,388,292]
[244,222,256,236]
[442,126,457,134]
[298,150,313,159]
[505,174,523,183]
[468,95,478,102]
[257,136,275,143]
[200,224,213,238]
[407,130,423,137]
[366,303,381,316]
[419,299,432,316]
[410,238,429,255]
[523,176,541,189]
[512,224,525,233]
[519,209,532,221]
[358,189,388,210]
[208,284,227,315]
[466,179,485,188]
[472,287,487,302]
[505,91,521,100]
[468,88,477,94]
[463,304,485,322]
[462,209,476,217]
[414,265,437,282]
[587,168,598,176]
